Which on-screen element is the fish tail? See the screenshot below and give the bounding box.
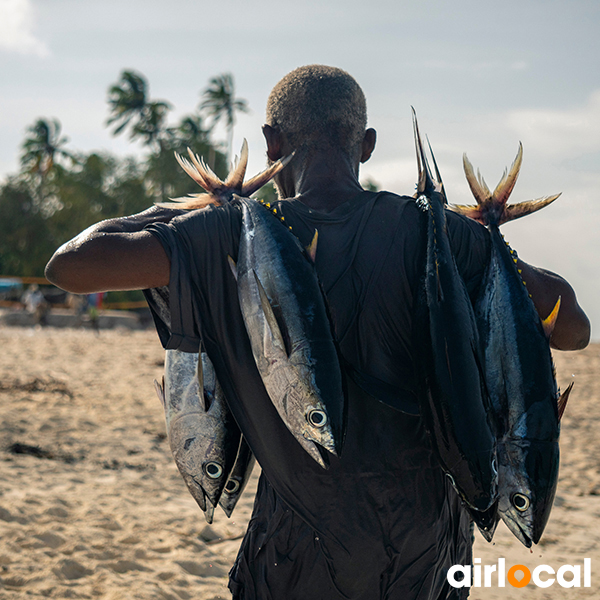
[164,140,292,210]
[455,145,560,226]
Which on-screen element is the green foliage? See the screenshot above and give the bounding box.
[0,178,55,276]
[1,69,248,280]
[200,73,249,161]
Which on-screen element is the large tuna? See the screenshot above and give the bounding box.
[412,110,497,517]
[452,145,573,547]
[230,197,346,468]
[161,141,345,468]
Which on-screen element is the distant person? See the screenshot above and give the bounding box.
[45,65,590,599]
[22,284,48,327]
[86,292,103,333]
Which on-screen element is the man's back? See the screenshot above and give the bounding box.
[144,190,488,599]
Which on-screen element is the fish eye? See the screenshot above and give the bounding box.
[306,409,328,428]
[204,462,223,479]
[224,479,241,494]
[512,493,530,512]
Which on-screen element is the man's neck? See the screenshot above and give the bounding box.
[278,147,365,212]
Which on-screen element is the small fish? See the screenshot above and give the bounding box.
[452,145,572,547]
[229,198,346,468]
[219,435,255,518]
[155,351,240,523]
[412,109,497,515]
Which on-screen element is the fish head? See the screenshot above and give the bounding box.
[168,412,228,509]
[283,369,339,458]
[498,438,559,547]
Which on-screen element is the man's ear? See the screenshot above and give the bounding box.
[262,124,283,162]
[360,128,377,164]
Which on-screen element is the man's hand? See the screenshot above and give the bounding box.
[45,206,181,294]
[518,260,590,351]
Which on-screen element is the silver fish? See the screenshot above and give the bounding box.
[154,350,240,523]
[453,145,573,547]
[412,110,497,515]
[219,435,255,518]
[229,197,345,468]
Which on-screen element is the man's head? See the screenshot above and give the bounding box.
[265,65,370,162]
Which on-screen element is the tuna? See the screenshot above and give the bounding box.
[229,197,346,468]
[219,435,256,518]
[154,351,240,524]
[412,110,497,516]
[452,144,573,547]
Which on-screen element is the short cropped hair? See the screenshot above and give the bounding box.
[266,65,367,156]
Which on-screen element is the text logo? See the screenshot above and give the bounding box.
[447,558,591,588]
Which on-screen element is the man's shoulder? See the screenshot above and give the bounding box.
[168,202,242,238]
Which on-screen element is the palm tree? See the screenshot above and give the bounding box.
[21,118,76,176]
[199,73,249,162]
[20,118,77,201]
[106,70,171,150]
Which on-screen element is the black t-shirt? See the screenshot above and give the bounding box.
[145,190,490,600]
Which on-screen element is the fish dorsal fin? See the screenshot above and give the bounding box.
[557,381,574,421]
[306,230,319,263]
[542,296,561,339]
[492,142,523,206]
[224,139,248,190]
[154,377,166,408]
[242,153,294,197]
[253,270,288,356]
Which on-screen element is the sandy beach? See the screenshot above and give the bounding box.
[0,324,598,599]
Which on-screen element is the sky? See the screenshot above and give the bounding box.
[0,0,598,339]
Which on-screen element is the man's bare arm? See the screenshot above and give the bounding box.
[45,206,182,293]
[518,260,590,351]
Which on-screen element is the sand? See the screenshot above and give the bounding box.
[0,325,598,599]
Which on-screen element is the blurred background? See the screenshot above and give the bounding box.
[0,0,597,337]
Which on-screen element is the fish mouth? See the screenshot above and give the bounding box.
[500,511,533,548]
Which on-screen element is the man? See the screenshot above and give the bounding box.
[46,65,590,599]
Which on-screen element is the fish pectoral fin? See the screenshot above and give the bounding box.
[196,353,204,400]
[228,255,238,281]
[542,296,561,339]
[557,381,574,421]
[154,378,166,409]
[253,270,288,356]
[306,230,318,263]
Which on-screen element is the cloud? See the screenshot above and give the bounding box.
[506,90,600,159]
[0,0,49,57]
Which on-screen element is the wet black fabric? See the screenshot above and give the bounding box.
[144,191,490,600]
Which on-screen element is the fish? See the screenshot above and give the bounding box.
[219,435,256,518]
[411,109,497,516]
[154,350,240,524]
[451,144,573,547]
[160,139,344,467]
[229,197,346,468]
